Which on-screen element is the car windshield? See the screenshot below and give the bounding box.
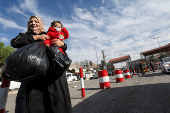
[66,74,71,77]
[163,57,170,62]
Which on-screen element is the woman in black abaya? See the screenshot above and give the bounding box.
[11,15,72,113]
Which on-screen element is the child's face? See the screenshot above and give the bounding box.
[53,22,62,32]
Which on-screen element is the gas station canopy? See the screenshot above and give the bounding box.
[140,43,170,56]
[108,55,131,64]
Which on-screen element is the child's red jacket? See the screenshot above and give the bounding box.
[44,27,69,54]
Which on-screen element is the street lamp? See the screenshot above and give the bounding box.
[153,37,165,57]
[153,37,160,47]
[92,37,99,71]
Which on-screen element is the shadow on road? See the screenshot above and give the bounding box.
[110,81,117,83]
[73,83,170,113]
[139,71,170,77]
[77,88,101,91]
[71,97,82,99]
[5,111,9,113]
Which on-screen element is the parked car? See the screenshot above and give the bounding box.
[93,72,98,79]
[160,57,170,73]
[107,70,112,76]
[83,72,93,79]
[66,73,78,82]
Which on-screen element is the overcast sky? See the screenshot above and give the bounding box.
[0,0,170,68]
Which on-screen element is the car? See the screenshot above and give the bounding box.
[83,72,93,79]
[160,57,170,73]
[93,72,98,79]
[66,73,78,82]
[107,70,112,76]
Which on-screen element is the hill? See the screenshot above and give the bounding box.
[70,62,97,69]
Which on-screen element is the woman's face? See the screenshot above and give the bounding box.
[29,17,40,31]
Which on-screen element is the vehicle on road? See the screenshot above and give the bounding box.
[142,64,149,72]
[83,72,93,79]
[66,72,78,82]
[160,57,170,73]
[107,70,112,76]
[93,72,98,79]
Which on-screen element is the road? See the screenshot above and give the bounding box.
[4,69,170,113]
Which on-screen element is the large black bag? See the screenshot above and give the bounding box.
[2,41,49,82]
[45,45,72,76]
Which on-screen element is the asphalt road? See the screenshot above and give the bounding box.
[4,69,170,113]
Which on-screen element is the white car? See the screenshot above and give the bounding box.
[160,57,170,73]
[93,72,98,79]
[66,73,78,82]
[83,72,93,79]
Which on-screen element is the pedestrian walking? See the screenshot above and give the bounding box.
[129,64,134,78]
[139,62,144,75]
[134,62,139,75]
[149,61,155,72]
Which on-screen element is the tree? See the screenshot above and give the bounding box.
[0,41,15,68]
[70,68,76,73]
[101,60,107,70]
[148,55,156,62]
[85,60,89,72]
[89,61,93,68]
[76,61,79,69]
[107,62,115,71]
[158,53,165,61]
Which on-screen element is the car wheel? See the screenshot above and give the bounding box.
[161,66,164,73]
[162,67,166,73]
[164,67,167,73]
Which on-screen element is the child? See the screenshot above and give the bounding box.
[44,21,69,54]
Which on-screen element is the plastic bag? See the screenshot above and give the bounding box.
[2,41,49,82]
[45,45,72,76]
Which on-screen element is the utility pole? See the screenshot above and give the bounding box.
[101,50,107,70]
[92,37,99,71]
[101,50,106,62]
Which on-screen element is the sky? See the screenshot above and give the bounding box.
[0,0,170,68]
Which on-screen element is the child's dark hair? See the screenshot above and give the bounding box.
[51,21,63,28]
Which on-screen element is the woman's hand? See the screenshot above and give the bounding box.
[45,44,50,48]
[33,34,50,41]
[52,39,64,47]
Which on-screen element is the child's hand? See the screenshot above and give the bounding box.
[45,44,50,48]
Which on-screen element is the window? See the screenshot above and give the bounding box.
[66,74,71,77]
[163,57,170,62]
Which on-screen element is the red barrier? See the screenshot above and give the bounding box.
[98,70,111,89]
[0,79,11,113]
[123,69,131,78]
[79,68,85,98]
[114,69,124,82]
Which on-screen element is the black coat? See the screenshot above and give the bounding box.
[11,31,72,113]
